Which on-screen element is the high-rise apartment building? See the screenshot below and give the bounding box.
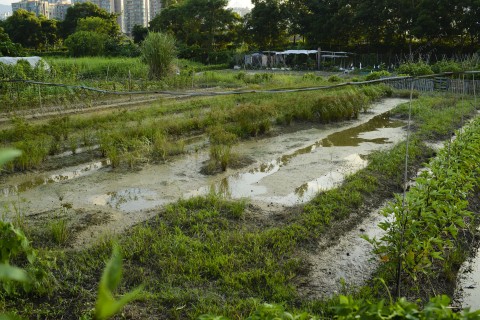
[47,0,70,20]
[11,0,161,34]
[149,0,160,20]
[12,0,49,17]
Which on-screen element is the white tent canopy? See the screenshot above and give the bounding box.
[276,50,318,55]
[0,56,50,70]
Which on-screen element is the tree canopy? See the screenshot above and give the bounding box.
[149,0,240,62]
[0,27,24,56]
[61,2,119,38]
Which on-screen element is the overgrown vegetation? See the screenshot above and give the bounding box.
[369,115,480,299]
[1,85,392,172]
[141,32,177,80]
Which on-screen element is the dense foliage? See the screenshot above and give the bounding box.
[149,0,240,62]
[1,0,479,61]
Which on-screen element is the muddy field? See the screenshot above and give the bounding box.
[1,98,406,248]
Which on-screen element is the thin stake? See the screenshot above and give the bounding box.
[38,84,42,109]
[395,77,415,299]
[129,70,132,101]
[474,73,477,109]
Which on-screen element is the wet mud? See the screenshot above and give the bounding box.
[0,98,408,251]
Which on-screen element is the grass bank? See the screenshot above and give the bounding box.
[1,85,392,172]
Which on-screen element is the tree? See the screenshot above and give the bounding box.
[458,0,480,48]
[38,17,58,49]
[61,2,119,38]
[411,0,458,41]
[76,16,114,35]
[141,32,177,79]
[3,9,42,48]
[243,0,289,50]
[132,24,148,44]
[64,31,107,56]
[0,27,24,56]
[149,0,239,62]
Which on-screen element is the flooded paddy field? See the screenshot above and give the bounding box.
[0,98,408,249]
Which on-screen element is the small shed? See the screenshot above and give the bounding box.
[244,53,269,68]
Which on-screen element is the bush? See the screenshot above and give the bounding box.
[396,61,433,76]
[141,32,177,80]
[431,60,463,73]
[328,75,342,82]
[365,70,391,81]
[64,31,107,57]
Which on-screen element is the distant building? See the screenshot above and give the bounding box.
[12,0,49,17]
[0,12,12,20]
[123,0,148,34]
[11,0,72,19]
[11,0,162,34]
[149,0,160,19]
[48,0,70,20]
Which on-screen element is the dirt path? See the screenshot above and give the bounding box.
[298,205,388,298]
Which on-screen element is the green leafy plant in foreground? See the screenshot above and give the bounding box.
[0,148,31,290]
[368,117,480,293]
[202,294,480,319]
[94,245,143,320]
[332,294,480,319]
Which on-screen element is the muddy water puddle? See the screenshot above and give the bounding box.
[1,160,110,197]
[0,98,408,239]
[187,111,405,206]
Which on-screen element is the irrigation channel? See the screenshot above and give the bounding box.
[0,98,410,294]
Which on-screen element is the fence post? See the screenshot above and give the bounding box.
[38,84,42,109]
[129,69,132,101]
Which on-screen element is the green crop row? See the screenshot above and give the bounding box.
[370,115,480,297]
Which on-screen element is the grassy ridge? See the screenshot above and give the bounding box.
[368,100,480,301]
[1,58,352,111]
[1,85,391,171]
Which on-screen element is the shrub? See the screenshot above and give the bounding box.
[328,75,342,82]
[141,32,177,80]
[207,126,238,172]
[365,70,391,81]
[64,31,107,57]
[431,60,463,73]
[396,61,433,76]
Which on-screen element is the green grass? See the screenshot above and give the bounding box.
[1,85,392,172]
[0,57,378,111]
[391,95,477,140]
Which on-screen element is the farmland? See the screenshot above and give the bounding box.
[1,58,480,319]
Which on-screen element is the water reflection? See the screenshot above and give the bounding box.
[103,188,167,212]
[1,160,110,196]
[321,113,404,147]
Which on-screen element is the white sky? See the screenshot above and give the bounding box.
[0,0,252,9]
